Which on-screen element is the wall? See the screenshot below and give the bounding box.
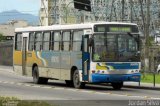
[0,41,13,66]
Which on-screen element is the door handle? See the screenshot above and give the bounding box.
[84,59,88,63]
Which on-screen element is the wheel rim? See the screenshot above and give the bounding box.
[33,70,38,82]
[74,73,80,87]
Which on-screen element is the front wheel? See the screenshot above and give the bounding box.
[73,70,85,89]
[111,82,123,90]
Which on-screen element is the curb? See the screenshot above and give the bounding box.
[123,85,160,91]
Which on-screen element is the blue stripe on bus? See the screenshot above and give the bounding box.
[106,63,139,69]
[91,73,141,83]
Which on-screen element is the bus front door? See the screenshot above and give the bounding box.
[22,37,27,75]
[82,35,90,81]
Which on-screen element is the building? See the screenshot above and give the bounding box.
[39,0,160,32]
[0,20,28,40]
[40,0,95,25]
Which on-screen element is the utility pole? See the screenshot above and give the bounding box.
[54,0,57,24]
[130,0,133,23]
[110,0,115,22]
[121,0,125,21]
[144,0,151,72]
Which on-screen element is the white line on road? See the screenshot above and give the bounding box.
[0,80,160,100]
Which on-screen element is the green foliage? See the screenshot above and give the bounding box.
[0,33,5,42]
[0,97,53,106]
[141,73,160,84]
[146,36,154,46]
[17,101,52,106]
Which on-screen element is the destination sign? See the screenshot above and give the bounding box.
[109,27,131,32]
[97,26,105,32]
[94,24,139,33]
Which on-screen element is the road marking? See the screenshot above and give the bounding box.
[151,97,160,100]
[41,86,52,89]
[2,81,9,84]
[32,85,41,88]
[16,83,24,86]
[9,82,15,84]
[0,81,160,100]
[24,84,32,87]
[144,96,151,99]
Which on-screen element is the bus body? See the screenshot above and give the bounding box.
[14,22,141,89]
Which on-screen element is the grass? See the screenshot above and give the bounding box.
[141,73,160,84]
[0,97,54,106]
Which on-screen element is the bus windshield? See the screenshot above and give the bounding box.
[93,33,140,62]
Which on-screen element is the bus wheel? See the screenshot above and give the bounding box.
[111,82,123,90]
[65,80,73,87]
[33,66,48,84]
[73,70,85,89]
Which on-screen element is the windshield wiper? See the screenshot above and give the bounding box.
[127,32,139,43]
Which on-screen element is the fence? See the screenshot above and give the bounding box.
[0,41,13,66]
[140,71,160,87]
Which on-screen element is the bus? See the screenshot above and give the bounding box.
[13,22,141,90]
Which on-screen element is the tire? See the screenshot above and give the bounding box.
[111,82,123,90]
[73,70,85,89]
[65,80,73,87]
[33,66,48,84]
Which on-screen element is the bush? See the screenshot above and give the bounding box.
[0,97,52,106]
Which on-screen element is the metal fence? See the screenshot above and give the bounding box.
[140,72,160,87]
[0,41,13,66]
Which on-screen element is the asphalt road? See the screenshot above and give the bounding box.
[0,66,160,106]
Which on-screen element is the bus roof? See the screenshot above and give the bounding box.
[15,22,138,33]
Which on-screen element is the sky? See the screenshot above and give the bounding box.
[0,0,40,16]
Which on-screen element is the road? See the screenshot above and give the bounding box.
[0,66,160,106]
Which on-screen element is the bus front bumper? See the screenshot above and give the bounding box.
[91,73,141,83]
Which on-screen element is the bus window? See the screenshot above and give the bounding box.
[35,32,43,51]
[43,32,50,51]
[62,31,71,51]
[29,33,34,51]
[53,32,61,51]
[73,30,83,51]
[15,33,22,51]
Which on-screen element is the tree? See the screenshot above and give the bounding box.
[0,33,5,42]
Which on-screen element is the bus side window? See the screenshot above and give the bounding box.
[62,31,71,51]
[43,32,50,51]
[15,33,22,51]
[29,33,34,51]
[73,30,83,51]
[35,32,43,51]
[53,32,61,51]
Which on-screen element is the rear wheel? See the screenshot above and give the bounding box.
[33,66,48,84]
[73,70,85,89]
[111,82,123,90]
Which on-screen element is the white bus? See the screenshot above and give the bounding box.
[14,22,141,89]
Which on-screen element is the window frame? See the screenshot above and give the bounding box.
[34,32,43,51]
[62,31,71,51]
[15,33,22,51]
[51,31,61,51]
[43,31,51,51]
[28,32,35,51]
[72,30,83,52]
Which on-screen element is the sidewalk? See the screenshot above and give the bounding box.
[0,65,13,71]
[124,82,160,90]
